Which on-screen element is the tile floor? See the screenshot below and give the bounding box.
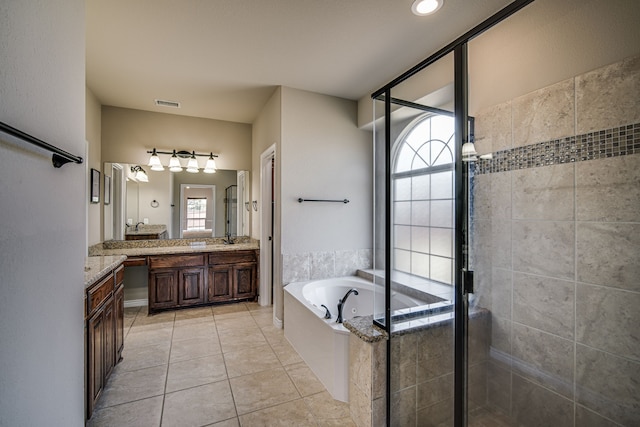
[89,302,356,427]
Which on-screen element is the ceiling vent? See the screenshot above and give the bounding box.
[154,99,181,108]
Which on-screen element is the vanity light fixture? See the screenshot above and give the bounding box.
[186,151,199,173]
[146,149,220,174]
[203,153,217,174]
[147,148,164,171]
[168,150,183,172]
[411,0,443,16]
[131,165,149,182]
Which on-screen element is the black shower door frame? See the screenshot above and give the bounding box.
[371,1,536,426]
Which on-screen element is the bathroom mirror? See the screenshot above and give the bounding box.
[104,162,249,240]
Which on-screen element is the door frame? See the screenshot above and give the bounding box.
[259,144,278,321]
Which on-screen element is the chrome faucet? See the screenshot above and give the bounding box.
[336,288,359,324]
[135,221,144,231]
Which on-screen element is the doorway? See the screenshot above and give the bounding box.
[259,145,279,325]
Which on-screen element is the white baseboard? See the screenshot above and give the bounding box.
[273,316,283,329]
[124,299,148,308]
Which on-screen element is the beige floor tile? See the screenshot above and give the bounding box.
[260,325,286,345]
[161,381,237,427]
[118,342,170,372]
[224,344,282,378]
[96,365,167,408]
[215,316,258,332]
[213,303,249,316]
[218,328,267,353]
[132,310,175,326]
[87,395,163,427]
[245,302,269,312]
[317,418,357,427]
[207,417,240,427]
[251,312,275,327]
[172,321,218,342]
[270,340,304,366]
[304,391,351,421]
[174,306,213,319]
[285,362,326,397]
[170,336,222,362]
[166,354,228,393]
[174,316,216,327]
[229,368,301,415]
[124,327,173,349]
[238,399,317,426]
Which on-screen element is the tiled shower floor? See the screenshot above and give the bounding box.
[88,302,356,426]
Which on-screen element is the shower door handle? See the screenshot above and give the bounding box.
[463,269,474,294]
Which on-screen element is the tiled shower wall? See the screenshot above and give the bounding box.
[472,55,640,426]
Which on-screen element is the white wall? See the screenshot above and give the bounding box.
[0,0,86,425]
[86,87,102,245]
[101,106,252,170]
[281,87,372,254]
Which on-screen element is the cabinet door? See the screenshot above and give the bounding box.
[233,262,258,299]
[178,268,205,306]
[114,284,124,362]
[87,307,104,418]
[103,296,116,380]
[208,265,232,302]
[149,270,179,311]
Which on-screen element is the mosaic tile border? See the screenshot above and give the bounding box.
[474,122,640,175]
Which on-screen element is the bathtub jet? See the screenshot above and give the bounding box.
[336,288,359,323]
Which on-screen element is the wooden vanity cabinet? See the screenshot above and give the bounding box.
[148,254,206,313]
[86,263,124,420]
[148,250,258,313]
[208,250,258,303]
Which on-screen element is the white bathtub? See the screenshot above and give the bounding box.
[283,276,425,402]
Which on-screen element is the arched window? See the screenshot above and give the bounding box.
[392,114,455,285]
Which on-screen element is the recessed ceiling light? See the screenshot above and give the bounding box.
[412,0,443,16]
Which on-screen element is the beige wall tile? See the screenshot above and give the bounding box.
[474,101,512,154]
[491,171,512,220]
[349,335,372,399]
[511,324,574,398]
[512,164,574,221]
[577,222,640,292]
[491,219,512,269]
[491,268,512,319]
[512,79,575,148]
[576,55,640,134]
[576,344,640,426]
[576,283,640,361]
[513,272,574,339]
[511,374,574,427]
[576,153,640,222]
[512,220,575,280]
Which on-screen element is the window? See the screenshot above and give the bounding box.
[392,114,455,285]
[186,197,207,230]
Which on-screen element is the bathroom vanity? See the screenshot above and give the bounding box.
[84,255,126,419]
[148,249,258,313]
[89,238,260,314]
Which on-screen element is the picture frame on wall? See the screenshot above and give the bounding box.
[90,168,100,203]
[104,175,111,205]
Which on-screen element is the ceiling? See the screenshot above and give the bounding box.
[86,0,513,124]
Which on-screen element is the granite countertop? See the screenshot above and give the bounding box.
[343,316,387,342]
[94,242,260,257]
[88,237,259,257]
[125,224,167,236]
[85,255,127,289]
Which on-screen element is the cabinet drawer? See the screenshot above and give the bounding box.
[115,264,125,285]
[124,257,147,267]
[87,274,114,315]
[149,254,205,269]
[209,250,256,265]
